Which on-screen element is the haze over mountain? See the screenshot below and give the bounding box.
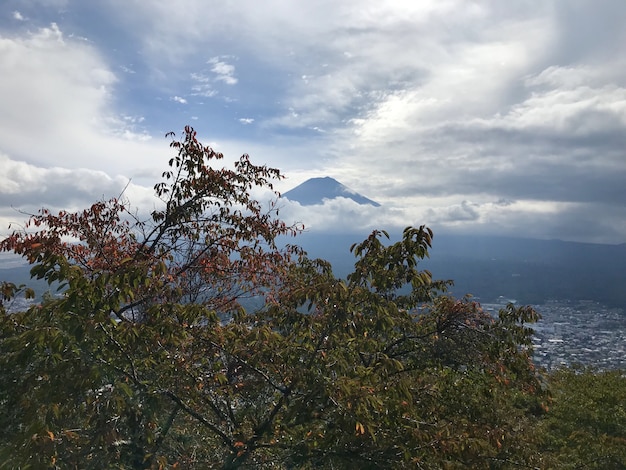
[292,230,626,309]
[282,177,380,207]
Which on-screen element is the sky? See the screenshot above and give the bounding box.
[0,0,625,245]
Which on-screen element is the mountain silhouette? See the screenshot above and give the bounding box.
[282,177,380,207]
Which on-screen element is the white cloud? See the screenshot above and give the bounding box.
[239,118,254,124]
[12,11,26,21]
[171,95,187,104]
[190,72,217,97]
[209,57,237,85]
[0,154,126,202]
[0,23,169,178]
[0,153,162,244]
[275,193,626,244]
[120,64,136,74]
[277,197,382,233]
[502,66,626,134]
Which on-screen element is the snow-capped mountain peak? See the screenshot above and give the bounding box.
[282,177,380,207]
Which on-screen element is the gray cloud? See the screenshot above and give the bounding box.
[551,1,626,64]
[426,201,480,223]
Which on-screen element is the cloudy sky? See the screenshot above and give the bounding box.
[1,0,625,245]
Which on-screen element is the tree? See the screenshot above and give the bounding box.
[535,367,626,469]
[1,127,546,469]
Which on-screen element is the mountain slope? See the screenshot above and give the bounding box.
[282,177,380,206]
[290,231,626,308]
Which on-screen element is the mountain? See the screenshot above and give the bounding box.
[290,231,626,308]
[282,177,380,207]
[2,229,625,308]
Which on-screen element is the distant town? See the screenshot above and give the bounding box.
[484,299,626,370]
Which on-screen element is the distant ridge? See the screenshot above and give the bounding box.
[282,177,380,207]
[290,231,626,308]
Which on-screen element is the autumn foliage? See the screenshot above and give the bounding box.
[0,127,557,469]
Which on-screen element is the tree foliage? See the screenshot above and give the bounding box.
[1,127,550,469]
[536,367,626,469]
